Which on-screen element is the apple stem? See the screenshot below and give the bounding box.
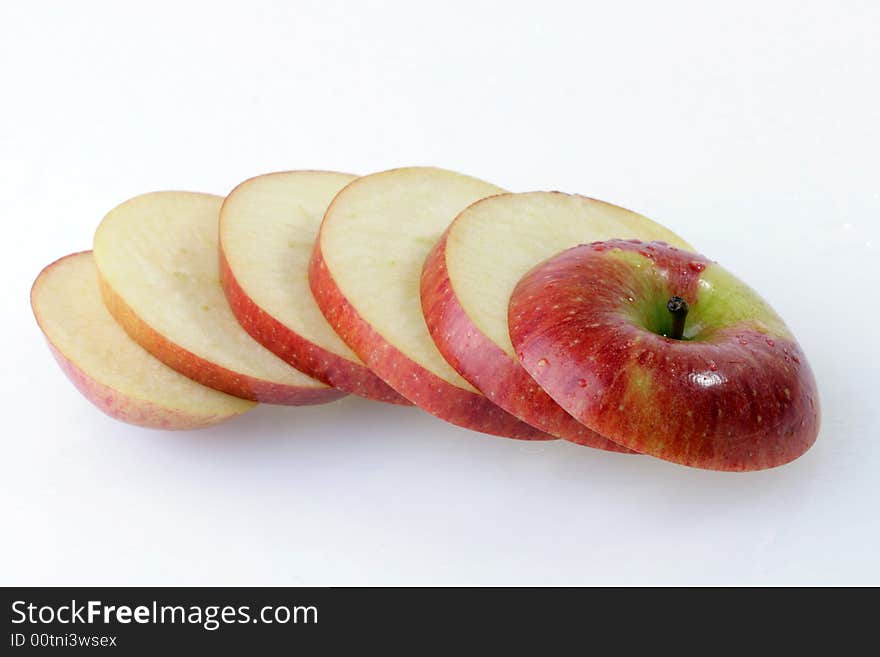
[667,296,689,340]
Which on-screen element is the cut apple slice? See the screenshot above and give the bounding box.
[94,191,344,405]
[311,167,551,440]
[421,192,692,450]
[31,252,254,429]
[220,171,409,405]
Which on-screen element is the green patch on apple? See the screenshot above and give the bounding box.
[606,246,792,342]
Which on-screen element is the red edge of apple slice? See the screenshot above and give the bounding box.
[421,230,634,454]
[99,274,346,406]
[509,239,821,471]
[219,248,411,405]
[309,241,553,440]
[43,339,235,430]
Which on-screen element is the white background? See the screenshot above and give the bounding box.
[2,1,878,585]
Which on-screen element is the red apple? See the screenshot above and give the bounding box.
[31,252,255,429]
[219,171,409,405]
[508,239,820,471]
[310,167,553,440]
[94,191,345,405]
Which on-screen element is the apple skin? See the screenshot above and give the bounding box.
[421,232,633,453]
[309,242,553,439]
[45,341,248,429]
[219,249,410,405]
[509,239,820,471]
[99,274,346,406]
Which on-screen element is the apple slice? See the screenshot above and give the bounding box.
[94,191,344,405]
[311,167,551,440]
[31,252,254,429]
[509,239,821,471]
[220,171,409,405]
[422,192,691,451]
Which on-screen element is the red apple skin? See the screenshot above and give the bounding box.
[420,232,633,453]
[509,240,821,471]
[99,275,346,406]
[45,341,242,429]
[309,242,554,440]
[219,249,410,405]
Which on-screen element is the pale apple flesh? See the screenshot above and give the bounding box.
[422,191,691,449]
[509,239,821,471]
[31,252,254,429]
[93,191,344,405]
[312,167,553,440]
[311,248,548,438]
[219,171,409,405]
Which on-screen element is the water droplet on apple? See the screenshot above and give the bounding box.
[577,378,588,387]
[688,261,706,273]
[765,338,776,347]
[708,360,718,371]
[537,358,549,368]
[738,338,748,345]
